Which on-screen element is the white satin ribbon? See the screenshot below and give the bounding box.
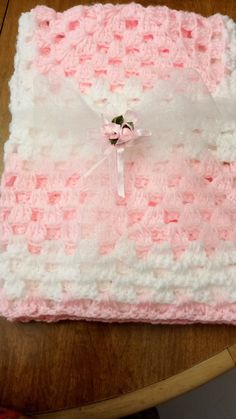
[13,69,222,198]
[116,146,125,198]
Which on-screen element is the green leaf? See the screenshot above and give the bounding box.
[109,138,118,145]
[112,115,124,125]
[127,121,134,129]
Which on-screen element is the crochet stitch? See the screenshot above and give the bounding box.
[0,3,236,323]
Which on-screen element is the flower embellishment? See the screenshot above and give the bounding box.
[99,109,152,197]
[84,109,152,198]
[101,110,142,146]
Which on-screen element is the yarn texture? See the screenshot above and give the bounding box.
[1,2,236,323]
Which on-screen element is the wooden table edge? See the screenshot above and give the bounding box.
[32,344,236,419]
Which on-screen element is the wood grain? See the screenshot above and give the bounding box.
[1,319,236,414]
[0,0,8,32]
[0,0,236,416]
[33,348,234,418]
[228,343,236,365]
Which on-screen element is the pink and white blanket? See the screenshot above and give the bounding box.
[1,2,236,323]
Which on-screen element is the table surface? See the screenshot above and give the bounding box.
[1,0,236,416]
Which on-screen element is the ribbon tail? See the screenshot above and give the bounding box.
[83,148,112,179]
[116,146,125,198]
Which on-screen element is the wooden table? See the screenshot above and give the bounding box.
[0,1,236,418]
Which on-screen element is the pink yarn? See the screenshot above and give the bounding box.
[33,3,226,93]
[1,151,236,257]
[2,297,236,325]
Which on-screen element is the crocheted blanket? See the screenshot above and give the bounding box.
[1,2,236,323]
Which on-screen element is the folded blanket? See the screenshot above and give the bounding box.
[1,2,236,323]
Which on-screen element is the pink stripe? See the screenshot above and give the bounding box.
[33,4,227,93]
[2,298,236,324]
[2,153,236,257]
